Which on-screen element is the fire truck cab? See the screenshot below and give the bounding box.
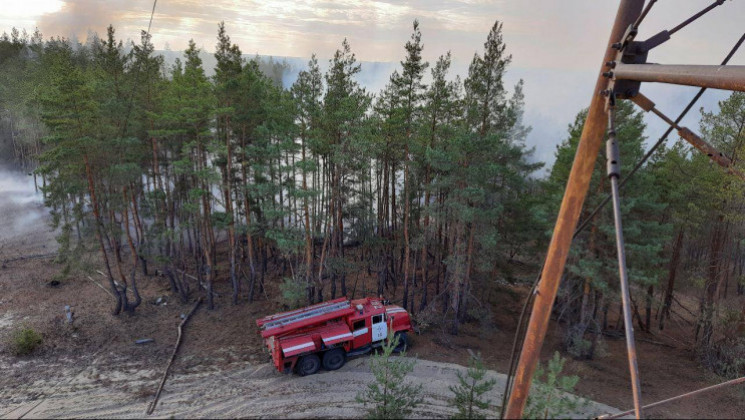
[256,297,413,376]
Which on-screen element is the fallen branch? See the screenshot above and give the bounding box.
[2,252,56,265]
[635,337,676,349]
[174,268,220,298]
[672,295,698,319]
[670,307,695,325]
[86,275,114,298]
[97,270,121,288]
[657,330,692,350]
[146,298,202,415]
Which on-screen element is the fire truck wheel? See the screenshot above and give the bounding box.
[322,348,346,371]
[296,354,321,376]
[393,332,410,353]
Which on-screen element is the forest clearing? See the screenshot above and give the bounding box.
[2,0,745,418]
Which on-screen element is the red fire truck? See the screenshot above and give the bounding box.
[256,297,414,376]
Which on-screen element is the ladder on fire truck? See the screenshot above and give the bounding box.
[260,299,351,332]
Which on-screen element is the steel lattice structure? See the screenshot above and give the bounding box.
[503,1,745,418]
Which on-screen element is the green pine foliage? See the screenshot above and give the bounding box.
[524,352,587,419]
[449,353,497,419]
[0,20,546,322]
[546,101,671,358]
[10,327,43,356]
[356,331,424,419]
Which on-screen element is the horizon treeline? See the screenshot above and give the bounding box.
[1,21,745,374]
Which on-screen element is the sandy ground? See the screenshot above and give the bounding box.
[0,353,621,419]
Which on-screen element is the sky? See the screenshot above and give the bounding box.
[2,0,745,169]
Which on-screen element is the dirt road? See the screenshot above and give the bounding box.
[1,352,620,419]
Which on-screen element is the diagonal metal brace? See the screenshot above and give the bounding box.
[630,93,745,181]
[677,128,745,181]
[636,0,728,52]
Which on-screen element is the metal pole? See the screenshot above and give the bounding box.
[614,64,745,92]
[606,102,643,418]
[502,1,644,418]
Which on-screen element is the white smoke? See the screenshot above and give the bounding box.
[0,167,48,249]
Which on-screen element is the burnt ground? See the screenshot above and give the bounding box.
[0,184,743,418]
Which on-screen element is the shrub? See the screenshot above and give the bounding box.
[356,331,423,419]
[700,308,745,378]
[10,327,42,356]
[524,352,587,419]
[449,353,497,419]
[704,338,745,378]
[279,276,306,309]
[563,324,593,359]
[412,302,441,333]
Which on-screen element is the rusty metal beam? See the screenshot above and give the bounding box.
[615,64,745,92]
[629,93,745,181]
[501,1,644,418]
[678,128,745,181]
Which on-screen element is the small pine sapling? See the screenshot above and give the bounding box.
[356,331,424,419]
[524,351,588,419]
[449,352,497,419]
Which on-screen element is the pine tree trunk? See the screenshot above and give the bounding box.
[84,154,123,315]
[241,130,257,302]
[122,187,142,310]
[660,228,684,330]
[450,221,466,334]
[403,142,411,310]
[644,285,653,333]
[301,138,314,304]
[699,219,728,346]
[224,116,238,305]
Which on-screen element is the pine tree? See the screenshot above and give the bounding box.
[694,92,745,348]
[428,19,538,333]
[291,55,323,303]
[160,39,217,308]
[319,38,371,301]
[547,100,670,357]
[214,22,244,304]
[232,57,273,302]
[524,352,586,419]
[449,353,497,419]
[390,20,428,311]
[356,331,423,419]
[417,51,460,310]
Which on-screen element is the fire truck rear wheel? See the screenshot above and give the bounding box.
[296,354,321,376]
[322,348,346,371]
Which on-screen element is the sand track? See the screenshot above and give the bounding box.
[1,353,620,419]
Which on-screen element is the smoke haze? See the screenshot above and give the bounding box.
[0,168,54,259]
